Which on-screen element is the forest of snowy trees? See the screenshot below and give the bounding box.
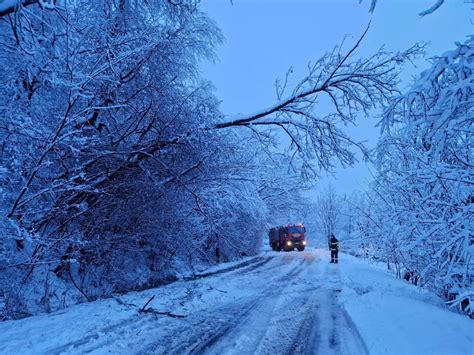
[0,0,472,320]
[351,39,473,316]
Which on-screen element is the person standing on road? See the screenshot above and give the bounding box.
[329,234,339,263]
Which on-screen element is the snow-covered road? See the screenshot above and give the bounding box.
[0,249,472,354]
[161,251,367,355]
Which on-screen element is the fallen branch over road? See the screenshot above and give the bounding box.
[138,295,186,319]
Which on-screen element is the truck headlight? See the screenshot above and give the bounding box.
[302,241,306,245]
[286,241,292,246]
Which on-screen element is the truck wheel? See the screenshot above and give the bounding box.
[276,243,282,252]
[297,247,305,252]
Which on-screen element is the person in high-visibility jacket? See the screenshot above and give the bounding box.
[329,234,339,263]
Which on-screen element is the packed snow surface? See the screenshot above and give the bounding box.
[0,248,472,354]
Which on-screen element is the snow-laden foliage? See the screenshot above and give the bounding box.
[355,39,474,316]
[315,186,341,244]
[311,189,365,253]
[1,1,426,319]
[0,0,274,318]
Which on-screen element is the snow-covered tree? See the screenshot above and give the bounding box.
[369,38,473,315]
[0,0,228,315]
[315,186,341,245]
[0,0,426,318]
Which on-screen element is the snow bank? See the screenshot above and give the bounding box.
[0,298,137,354]
[338,253,474,355]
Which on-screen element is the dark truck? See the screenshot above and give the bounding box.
[268,224,307,252]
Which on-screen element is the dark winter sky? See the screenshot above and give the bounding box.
[201,0,472,198]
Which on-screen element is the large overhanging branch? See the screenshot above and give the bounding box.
[213,24,424,175]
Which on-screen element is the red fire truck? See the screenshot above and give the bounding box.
[268,224,307,252]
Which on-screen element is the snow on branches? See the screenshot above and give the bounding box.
[368,38,474,315]
[215,24,424,179]
[0,0,57,17]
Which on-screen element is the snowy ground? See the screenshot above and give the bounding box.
[0,248,472,354]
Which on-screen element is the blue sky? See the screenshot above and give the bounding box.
[200,0,472,197]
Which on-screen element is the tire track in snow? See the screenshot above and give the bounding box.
[201,254,317,354]
[289,294,321,355]
[237,256,275,275]
[48,312,145,354]
[291,259,367,355]
[186,299,262,354]
[156,252,311,354]
[184,255,270,281]
[153,296,261,354]
[49,256,278,354]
